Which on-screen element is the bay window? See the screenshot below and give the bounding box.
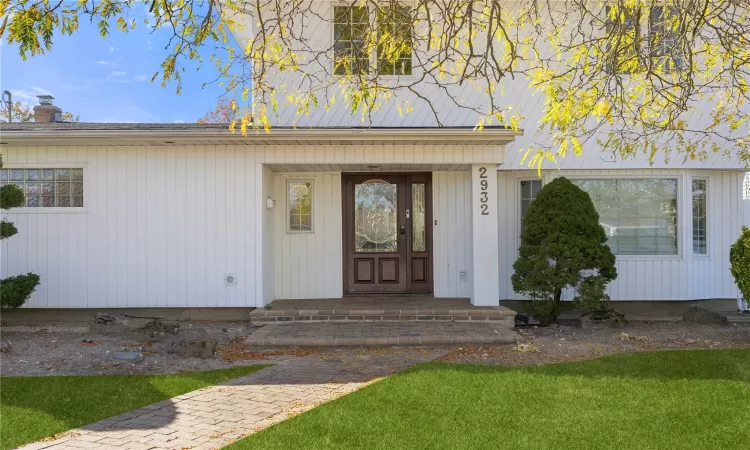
[573,179,678,255]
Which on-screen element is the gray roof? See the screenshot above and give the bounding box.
[0,122,231,131]
[0,122,513,132]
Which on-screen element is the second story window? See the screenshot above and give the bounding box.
[333,3,413,76]
[649,7,685,70]
[334,5,370,75]
[605,5,685,73]
[376,4,413,75]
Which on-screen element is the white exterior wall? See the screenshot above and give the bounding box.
[272,172,343,300]
[432,172,472,298]
[1,146,265,308]
[498,169,746,301]
[2,144,494,307]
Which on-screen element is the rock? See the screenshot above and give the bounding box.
[682,305,728,325]
[0,341,12,353]
[112,351,144,362]
[140,320,179,336]
[93,314,117,325]
[685,338,697,344]
[166,340,217,359]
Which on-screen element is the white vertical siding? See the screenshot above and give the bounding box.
[272,172,342,299]
[1,146,263,308]
[262,165,275,305]
[432,172,472,298]
[498,169,745,301]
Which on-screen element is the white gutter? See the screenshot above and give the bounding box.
[0,127,523,144]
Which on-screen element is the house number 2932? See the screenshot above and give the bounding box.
[479,167,489,215]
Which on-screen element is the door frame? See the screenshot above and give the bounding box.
[342,172,433,295]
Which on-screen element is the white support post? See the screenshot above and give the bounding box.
[470,164,500,306]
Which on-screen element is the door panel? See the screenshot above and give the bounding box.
[344,173,432,294]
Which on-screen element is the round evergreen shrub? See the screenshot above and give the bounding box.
[511,177,617,324]
[0,273,41,308]
[729,226,750,311]
[0,184,24,209]
[0,184,40,308]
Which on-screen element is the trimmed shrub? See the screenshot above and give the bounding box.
[512,177,617,325]
[729,226,750,309]
[0,184,24,209]
[1,184,40,308]
[0,273,41,308]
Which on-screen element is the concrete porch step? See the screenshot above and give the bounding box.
[727,313,750,324]
[244,322,521,349]
[250,305,516,327]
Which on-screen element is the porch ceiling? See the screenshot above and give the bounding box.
[266,163,470,172]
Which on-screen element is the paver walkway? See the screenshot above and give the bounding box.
[19,349,445,450]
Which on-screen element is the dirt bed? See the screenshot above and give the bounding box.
[0,321,302,377]
[440,321,750,365]
[2,320,749,376]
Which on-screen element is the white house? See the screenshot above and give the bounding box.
[1,1,749,312]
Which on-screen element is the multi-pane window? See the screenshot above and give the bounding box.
[649,7,685,70]
[333,6,370,75]
[333,4,413,76]
[520,179,542,234]
[605,6,684,73]
[376,4,413,75]
[288,181,313,232]
[605,5,642,73]
[692,179,707,255]
[573,179,678,255]
[0,168,83,207]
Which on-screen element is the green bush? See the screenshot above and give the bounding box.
[512,177,617,325]
[729,226,750,308]
[1,273,41,308]
[0,184,24,209]
[0,184,40,308]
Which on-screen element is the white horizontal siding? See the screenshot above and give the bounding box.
[498,169,745,301]
[1,146,264,308]
[272,172,342,299]
[432,172,472,298]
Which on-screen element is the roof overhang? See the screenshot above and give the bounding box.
[0,127,522,147]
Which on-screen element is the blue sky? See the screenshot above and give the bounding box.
[1,9,240,123]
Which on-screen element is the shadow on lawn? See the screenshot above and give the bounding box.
[0,367,271,443]
[424,348,750,383]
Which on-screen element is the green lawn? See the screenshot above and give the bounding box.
[228,350,750,449]
[0,365,269,450]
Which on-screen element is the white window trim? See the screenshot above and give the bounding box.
[564,174,684,260]
[515,177,543,257]
[286,179,315,234]
[330,2,416,80]
[1,163,89,214]
[691,176,710,259]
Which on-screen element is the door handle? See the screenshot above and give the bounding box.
[399,225,406,235]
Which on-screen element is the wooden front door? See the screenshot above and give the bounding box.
[343,173,432,294]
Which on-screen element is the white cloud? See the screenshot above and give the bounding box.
[171,119,186,123]
[95,60,112,65]
[133,75,149,82]
[9,86,53,107]
[110,71,127,77]
[108,46,117,53]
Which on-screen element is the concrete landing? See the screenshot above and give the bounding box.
[244,322,520,349]
[250,298,516,328]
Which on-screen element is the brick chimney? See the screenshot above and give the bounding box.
[33,95,63,123]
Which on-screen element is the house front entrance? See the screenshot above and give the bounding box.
[343,173,432,294]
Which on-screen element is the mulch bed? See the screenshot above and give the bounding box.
[217,337,319,362]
